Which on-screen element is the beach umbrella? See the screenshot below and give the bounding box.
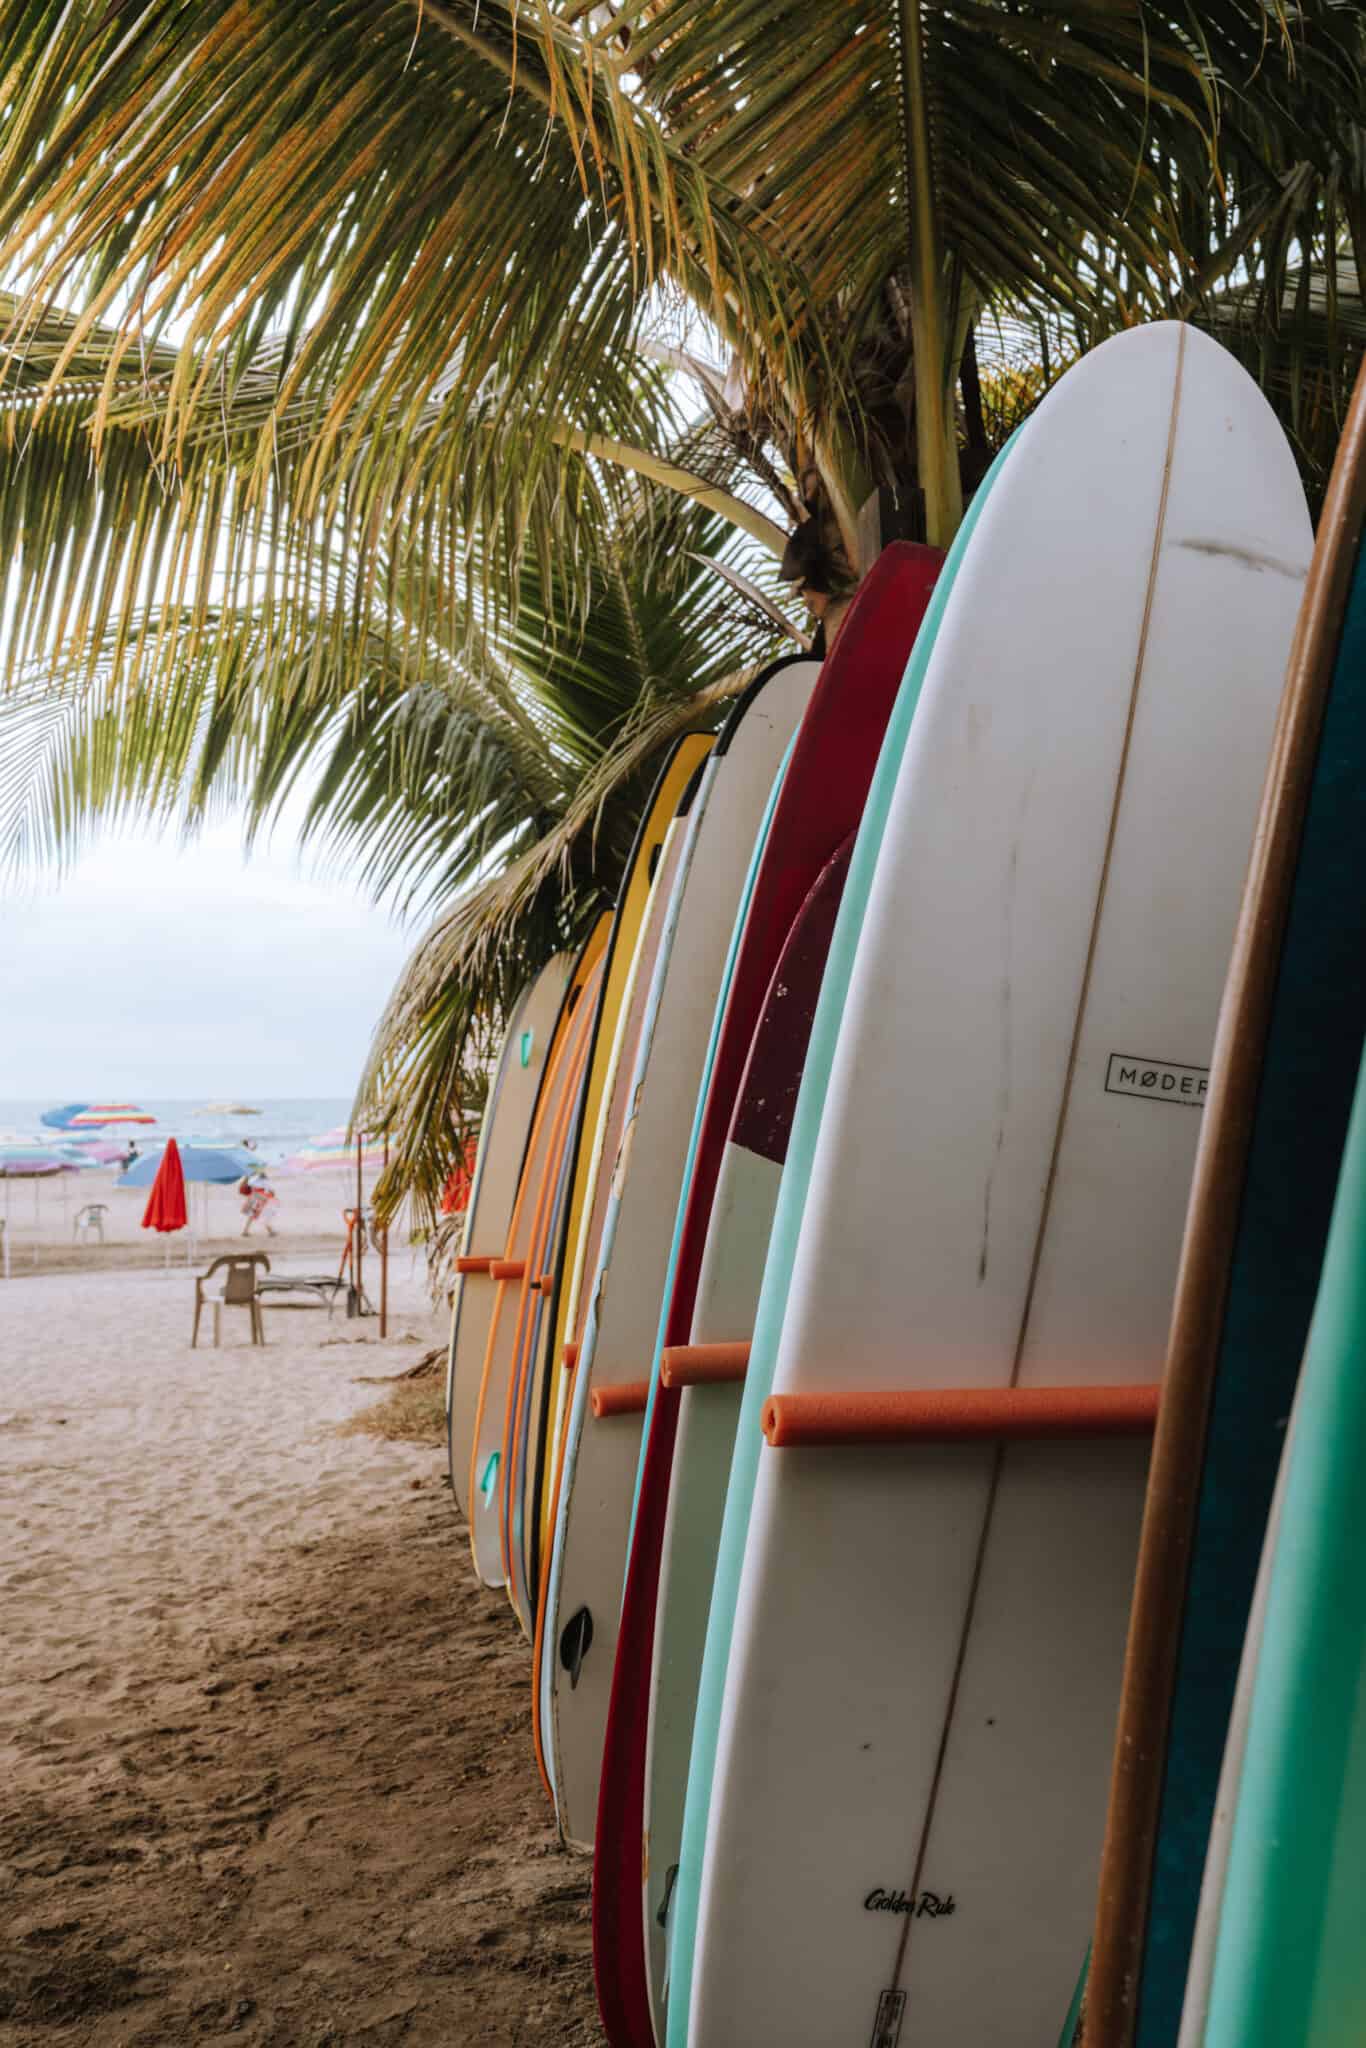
[68,1102,156,1128]
[0,1146,78,1280]
[61,1139,126,1165]
[141,1139,188,1232]
[283,1127,385,1172]
[118,1144,257,1187]
[40,1102,90,1129]
[140,1138,188,1268]
[120,1144,259,1247]
[0,1144,73,1172]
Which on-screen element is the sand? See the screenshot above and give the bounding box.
[0,1161,372,1281]
[0,1219,601,2043]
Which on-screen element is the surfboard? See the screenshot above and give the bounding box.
[498,983,599,1630]
[508,737,710,1633]
[467,926,608,1586]
[447,955,572,1518]
[504,1076,587,1629]
[640,842,850,2041]
[1194,1045,1366,2047]
[678,323,1311,2047]
[1086,353,1366,2048]
[530,736,715,1582]
[665,422,1007,2048]
[541,655,820,1850]
[1173,1438,1289,2048]
[502,1098,580,1621]
[533,814,694,1796]
[592,544,943,2047]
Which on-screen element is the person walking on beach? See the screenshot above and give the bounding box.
[239,1173,277,1238]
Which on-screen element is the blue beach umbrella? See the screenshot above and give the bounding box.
[40,1103,90,1129]
[0,1143,76,1173]
[117,1144,258,1187]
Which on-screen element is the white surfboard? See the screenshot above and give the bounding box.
[645,845,849,2032]
[543,657,820,1849]
[446,955,571,1518]
[685,324,1311,2045]
[541,820,691,1557]
[533,817,693,1791]
[531,736,714,1584]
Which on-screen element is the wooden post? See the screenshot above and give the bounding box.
[379,1134,390,1339]
[355,1131,364,1310]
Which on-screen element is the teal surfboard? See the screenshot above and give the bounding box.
[1199,1039,1366,2046]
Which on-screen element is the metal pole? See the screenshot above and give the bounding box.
[379,1134,390,1338]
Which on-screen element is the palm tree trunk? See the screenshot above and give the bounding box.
[896,0,963,548]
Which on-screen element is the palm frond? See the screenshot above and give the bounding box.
[1,0,1361,1243]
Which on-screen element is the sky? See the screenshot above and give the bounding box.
[0,806,417,1099]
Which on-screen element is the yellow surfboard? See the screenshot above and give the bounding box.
[532,734,713,1567]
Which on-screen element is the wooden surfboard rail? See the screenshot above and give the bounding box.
[660,1342,752,1388]
[761,1383,1161,1449]
[590,1381,651,1419]
[455,1254,494,1275]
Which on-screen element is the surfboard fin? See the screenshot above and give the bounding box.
[559,1606,593,1688]
[656,1863,679,1929]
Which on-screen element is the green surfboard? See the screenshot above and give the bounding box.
[1200,1037,1366,2046]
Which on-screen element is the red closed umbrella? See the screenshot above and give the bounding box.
[142,1138,188,1235]
[439,1134,479,1216]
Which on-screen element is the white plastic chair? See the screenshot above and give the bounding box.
[192,1253,270,1347]
[72,1203,108,1245]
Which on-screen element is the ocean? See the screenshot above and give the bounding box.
[0,1098,356,1165]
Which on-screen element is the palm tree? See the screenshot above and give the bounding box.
[0,0,1360,1218]
[0,295,790,1216]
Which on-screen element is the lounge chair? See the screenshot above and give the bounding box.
[192,1253,270,1348]
[255,1272,352,1318]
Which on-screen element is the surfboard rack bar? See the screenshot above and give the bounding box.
[455,1255,493,1275]
[563,1341,580,1373]
[538,1272,555,1292]
[761,1383,1161,1449]
[490,1259,527,1281]
[660,1342,751,1389]
[591,1381,651,1419]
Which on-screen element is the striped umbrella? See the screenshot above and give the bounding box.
[283,1128,386,1172]
[68,1102,157,1127]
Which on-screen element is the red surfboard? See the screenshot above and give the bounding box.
[591,543,942,2046]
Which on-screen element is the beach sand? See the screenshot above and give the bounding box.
[0,1162,371,1281]
[0,1221,600,2043]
